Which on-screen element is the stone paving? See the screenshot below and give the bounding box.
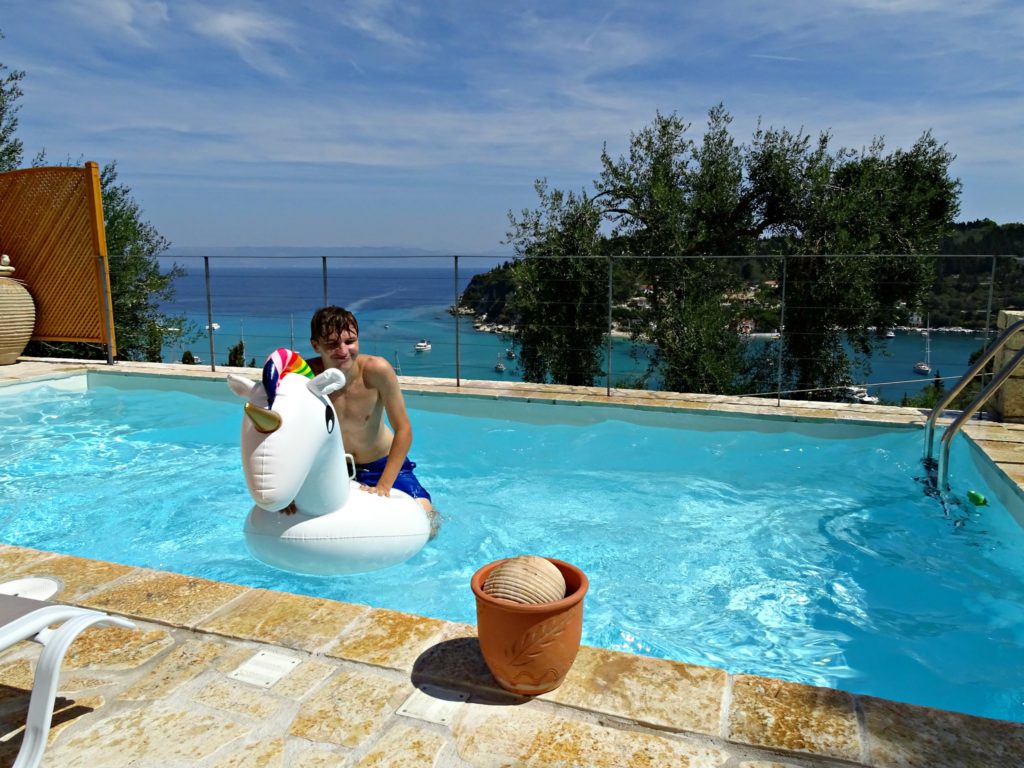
[4,545,1024,768]
[3,359,1024,767]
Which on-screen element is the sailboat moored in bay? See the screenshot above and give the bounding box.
[913,316,931,375]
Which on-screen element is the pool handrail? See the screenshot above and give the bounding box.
[935,341,1024,491]
[924,317,1024,467]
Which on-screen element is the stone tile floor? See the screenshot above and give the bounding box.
[2,359,1024,767]
[4,545,1024,768]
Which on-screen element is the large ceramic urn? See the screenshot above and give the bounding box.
[0,254,36,365]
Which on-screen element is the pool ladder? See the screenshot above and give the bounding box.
[923,318,1024,491]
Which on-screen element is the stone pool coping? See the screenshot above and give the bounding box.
[2,358,1024,766]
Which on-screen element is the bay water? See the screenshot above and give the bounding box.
[160,261,985,402]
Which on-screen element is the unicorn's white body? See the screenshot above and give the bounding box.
[227,350,431,575]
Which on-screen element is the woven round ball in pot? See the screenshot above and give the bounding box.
[483,555,567,604]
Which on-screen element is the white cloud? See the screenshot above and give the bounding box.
[506,7,670,80]
[6,0,1022,247]
[835,0,997,13]
[749,54,803,62]
[191,8,296,77]
[65,0,169,45]
[330,0,420,51]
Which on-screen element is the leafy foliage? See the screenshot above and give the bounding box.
[927,221,1024,329]
[756,132,960,396]
[900,371,947,409]
[592,108,749,393]
[499,106,961,397]
[505,181,607,385]
[457,261,516,324]
[227,338,246,367]
[0,33,24,172]
[100,162,192,361]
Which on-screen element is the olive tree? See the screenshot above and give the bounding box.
[751,130,960,396]
[507,105,960,397]
[506,181,607,386]
[593,107,750,393]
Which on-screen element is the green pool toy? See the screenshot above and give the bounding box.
[966,490,988,506]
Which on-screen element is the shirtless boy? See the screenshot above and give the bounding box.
[307,306,435,528]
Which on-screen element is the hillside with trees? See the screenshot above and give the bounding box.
[927,220,1024,329]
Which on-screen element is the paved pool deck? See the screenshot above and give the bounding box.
[2,358,1024,767]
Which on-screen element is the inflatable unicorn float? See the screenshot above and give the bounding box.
[227,348,432,575]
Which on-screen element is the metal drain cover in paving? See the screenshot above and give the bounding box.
[228,650,301,688]
[397,685,469,725]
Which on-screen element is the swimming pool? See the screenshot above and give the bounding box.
[3,371,1024,723]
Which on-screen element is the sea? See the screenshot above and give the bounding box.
[159,260,987,403]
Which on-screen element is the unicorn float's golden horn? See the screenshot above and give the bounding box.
[244,402,282,433]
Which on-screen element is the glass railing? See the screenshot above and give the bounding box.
[152,252,1018,405]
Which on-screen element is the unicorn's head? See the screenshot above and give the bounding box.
[227,348,353,515]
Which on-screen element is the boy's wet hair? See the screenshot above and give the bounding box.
[310,306,359,341]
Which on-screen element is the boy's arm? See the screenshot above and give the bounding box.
[365,358,413,496]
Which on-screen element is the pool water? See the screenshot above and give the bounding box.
[3,374,1024,723]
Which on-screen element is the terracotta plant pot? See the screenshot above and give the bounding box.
[471,557,588,695]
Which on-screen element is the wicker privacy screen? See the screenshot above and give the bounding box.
[0,162,115,354]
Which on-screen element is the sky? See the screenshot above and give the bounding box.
[2,0,1023,254]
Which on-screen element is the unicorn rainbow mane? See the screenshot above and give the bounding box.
[262,348,313,407]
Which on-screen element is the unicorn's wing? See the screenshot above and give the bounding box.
[309,368,346,398]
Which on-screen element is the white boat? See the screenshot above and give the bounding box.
[884,329,895,338]
[841,386,879,405]
[913,316,931,375]
[414,340,431,352]
[494,360,506,373]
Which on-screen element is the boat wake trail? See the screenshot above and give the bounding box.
[348,289,401,312]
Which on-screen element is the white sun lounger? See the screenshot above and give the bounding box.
[0,594,134,768]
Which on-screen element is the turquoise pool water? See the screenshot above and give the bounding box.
[3,373,1024,723]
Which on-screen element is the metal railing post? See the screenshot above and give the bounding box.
[606,255,613,396]
[454,255,461,386]
[984,254,996,348]
[322,256,328,307]
[204,256,216,372]
[775,255,788,406]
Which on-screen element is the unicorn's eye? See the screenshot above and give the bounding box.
[324,404,335,433]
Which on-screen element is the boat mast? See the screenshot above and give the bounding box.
[926,313,931,367]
